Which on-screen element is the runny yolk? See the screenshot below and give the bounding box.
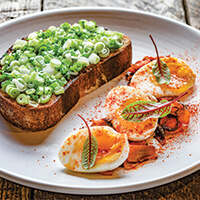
[92,128,125,165]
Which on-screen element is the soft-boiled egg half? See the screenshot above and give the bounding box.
[104,86,158,141]
[59,126,129,173]
[130,57,196,98]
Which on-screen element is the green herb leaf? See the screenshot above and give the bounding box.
[82,134,98,170]
[152,59,171,85]
[77,114,98,170]
[121,91,188,122]
[149,35,171,85]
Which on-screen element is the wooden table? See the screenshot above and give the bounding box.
[0,0,199,199]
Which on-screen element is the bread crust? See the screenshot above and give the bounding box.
[0,35,132,131]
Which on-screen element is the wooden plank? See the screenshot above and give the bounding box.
[0,178,32,200]
[0,0,41,24]
[185,0,200,29]
[43,0,186,22]
[163,171,200,200]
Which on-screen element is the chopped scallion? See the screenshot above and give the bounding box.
[1,81,12,92]
[40,94,51,104]
[50,58,61,68]
[88,53,100,64]
[0,19,124,107]
[10,60,20,69]
[77,57,89,67]
[99,47,110,58]
[16,94,29,105]
[54,86,64,95]
[36,86,44,95]
[26,88,36,95]
[9,88,20,98]
[50,82,60,89]
[12,78,27,92]
[94,42,105,53]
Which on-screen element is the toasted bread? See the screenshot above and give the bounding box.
[0,35,132,131]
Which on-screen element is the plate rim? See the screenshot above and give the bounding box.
[0,6,199,195]
[1,160,200,194]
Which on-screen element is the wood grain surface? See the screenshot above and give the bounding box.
[0,0,199,199]
[0,0,40,24]
[185,0,200,29]
[43,0,185,22]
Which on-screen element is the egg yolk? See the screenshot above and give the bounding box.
[93,128,125,165]
[148,57,195,93]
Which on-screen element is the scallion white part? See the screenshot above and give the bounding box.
[19,65,30,75]
[64,53,72,62]
[99,47,110,58]
[28,31,38,40]
[11,69,21,77]
[63,39,71,50]
[10,60,20,69]
[89,53,100,64]
[69,71,79,76]
[94,42,105,53]
[29,100,39,107]
[100,36,110,46]
[48,26,57,31]
[43,64,55,75]
[83,41,94,49]
[13,39,27,49]
[28,38,39,47]
[50,58,62,68]
[35,74,44,84]
[1,57,6,65]
[77,57,89,66]
[12,78,27,92]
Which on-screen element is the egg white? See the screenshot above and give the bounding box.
[58,126,129,173]
[130,57,196,98]
[104,86,158,141]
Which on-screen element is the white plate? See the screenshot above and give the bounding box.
[0,7,199,195]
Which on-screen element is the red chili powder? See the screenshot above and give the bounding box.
[187,103,200,116]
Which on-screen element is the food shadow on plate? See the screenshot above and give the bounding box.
[0,115,54,145]
[61,167,127,180]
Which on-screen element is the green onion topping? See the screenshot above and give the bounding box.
[0,20,124,106]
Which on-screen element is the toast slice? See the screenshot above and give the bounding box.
[0,35,132,131]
